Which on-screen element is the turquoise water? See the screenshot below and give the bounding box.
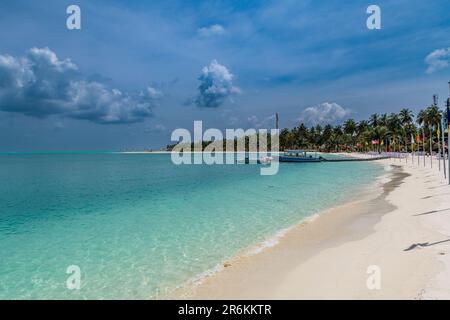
[0,154,382,299]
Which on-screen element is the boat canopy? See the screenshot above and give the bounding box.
[284,150,308,155]
[283,150,320,157]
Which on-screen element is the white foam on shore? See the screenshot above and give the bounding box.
[376,164,394,184]
[245,213,320,256]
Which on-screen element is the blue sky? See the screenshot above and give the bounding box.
[0,0,449,150]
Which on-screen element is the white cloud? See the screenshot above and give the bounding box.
[247,114,276,128]
[197,24,226,37]
[0,47,162,124]
[298,102,351,125]
[146,86,162,98]
[425,48,450,74]
[193,60,240,108]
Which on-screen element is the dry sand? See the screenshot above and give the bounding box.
[176,155,450,299]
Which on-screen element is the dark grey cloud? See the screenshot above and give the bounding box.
[193,60,240,108]
[0,47,161,124]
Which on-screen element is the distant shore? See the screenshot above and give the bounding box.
[174,155,450,299]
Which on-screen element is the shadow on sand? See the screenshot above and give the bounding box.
[404,239,450,251]
[414,208,450,216]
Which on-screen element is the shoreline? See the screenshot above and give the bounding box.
[173,157,450,299]
[169,159,388,299]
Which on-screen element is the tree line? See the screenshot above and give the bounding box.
[166,104,449,153]
[280,105,447,153]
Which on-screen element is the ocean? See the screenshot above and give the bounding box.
[0,153,383,299]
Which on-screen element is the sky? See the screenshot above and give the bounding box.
[0,0,449,151]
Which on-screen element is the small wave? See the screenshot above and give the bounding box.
[173,212,322,298]
[245,214,320,256]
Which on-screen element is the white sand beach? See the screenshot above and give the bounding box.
[177,155,450,299]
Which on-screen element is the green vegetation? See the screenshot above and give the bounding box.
[279,106,446,152]
[167,105,448,153]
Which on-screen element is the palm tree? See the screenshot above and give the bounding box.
[343,119,357,150]
[343,119,357,135]
[416,109,427,127]
[427,105,442,130]
[357,120,369,134]
[322,125,333,151]
[369,114,378,128]
[379,113,388,127]
[387,113,402,151]
[397,109,416,151]
[279,128,290,150]
[332,125,344,151]
[399,108,414,126]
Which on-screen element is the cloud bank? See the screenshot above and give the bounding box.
[425,48,450,74]
[0,47,161,124]
[193,60,240,108]
[298,102,351,126]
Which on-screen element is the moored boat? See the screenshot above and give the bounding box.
[279,150,323,162]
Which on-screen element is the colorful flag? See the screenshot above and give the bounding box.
[447,105,450,126]
[416,133,421,143]
[446,108,449,133]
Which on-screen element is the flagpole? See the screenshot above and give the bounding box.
[438,126,441,171]
[417,134,420,166]
[430,127,433,169]
[442,115,446,179]
[406,137,408,164]
[447,80,450,184]
[417,133,420,166]
[423,129,426,167]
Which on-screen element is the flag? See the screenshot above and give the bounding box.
[416,133,421,143]
[423,130,426,143]
[438,125,441,138]
[411,134,414,145]
[447,107,450,133]
[447,105,450,127]
[381,140,384,146]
